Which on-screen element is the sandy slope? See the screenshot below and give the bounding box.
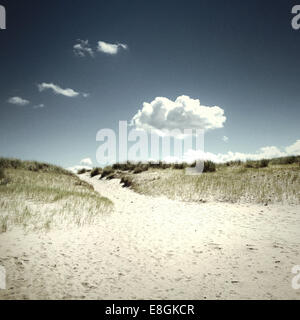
[0,173,299,299]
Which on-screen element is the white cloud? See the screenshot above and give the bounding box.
[38,83,79,97]
[73,39,94,57]
[7,96,30,106]
[97,41,128,55]
[131,95,226,136]
[80,158,93,166]
[33,103,45,109]
[163,140,300,164]
[67,165,92,174]
[285,139,300,155]
[222,136,229,143]
[38,82,88,98]
[67,158,93,173]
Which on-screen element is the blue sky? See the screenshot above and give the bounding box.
[0,0,299,169]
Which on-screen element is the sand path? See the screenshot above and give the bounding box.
[0,173,299,299]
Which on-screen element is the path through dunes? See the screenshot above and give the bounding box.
[0,173,299,299]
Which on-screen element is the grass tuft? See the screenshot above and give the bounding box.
[90,167,102,177]
[100,166,114,179]
[0,159,113,233]
[77,168,88,174]
[120,175,134,188]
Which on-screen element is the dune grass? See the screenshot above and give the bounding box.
[0,158,113,233]
[125,163,300,205]
[88,156,299,205]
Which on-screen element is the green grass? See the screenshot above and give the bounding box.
[127,164,300,205]
[0,167,5,180]
[90,167,102,177]
[78,168,90,174]
[0,157,73,175]
[100,166,114,179]
[88,156,300,205]
[0,158,113,233]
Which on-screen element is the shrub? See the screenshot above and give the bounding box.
[112,161,136,171]
[90,167,102,177]
[189,160,216,172]
[0,168,10,185]
[225,160,242,167]
[112,162,151,173]
[0,167,5,180]
[244,159,269,169]
[203,160,216,172]
[147,161,172,169]
[148,161,162,169]
[163,163,172,169]
[0,158,22,169]
[259,159,269,168]
[133,164,149,174]
[142,164,150,171]
[190,161,196,168]
[112,163,120,170]
[100,166,114,179]
[172,162,189,170]
[77,168,87,174]
[270,156,300,165]
[112,163,125,171]
[244,160,255,168]
[133,167,144,174]
[105,173,116,180]
[120,175,134,188]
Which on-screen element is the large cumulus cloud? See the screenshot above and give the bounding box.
[131,95,226,136]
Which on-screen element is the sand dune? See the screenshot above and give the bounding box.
[0,173,299,299]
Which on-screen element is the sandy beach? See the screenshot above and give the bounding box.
[0,173,299,299]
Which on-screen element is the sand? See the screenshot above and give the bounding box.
[0,173,299,299]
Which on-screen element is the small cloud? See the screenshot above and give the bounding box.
[38,82,87,98]
[80,158,93,166]
[67,158,93,173]
[131,95,226,137]
[222,136,229,143]
[33,103,45,109]
[82,93,90,98]
[73,39,94,58]
[7,96,30,106]
[38,82,79,97]
[67,165,92,174]
[97,41,128,55]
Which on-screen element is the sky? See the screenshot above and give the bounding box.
[0,0,300,169]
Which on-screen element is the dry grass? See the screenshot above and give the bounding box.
[128,164,300,205]
[0,165,113,233]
